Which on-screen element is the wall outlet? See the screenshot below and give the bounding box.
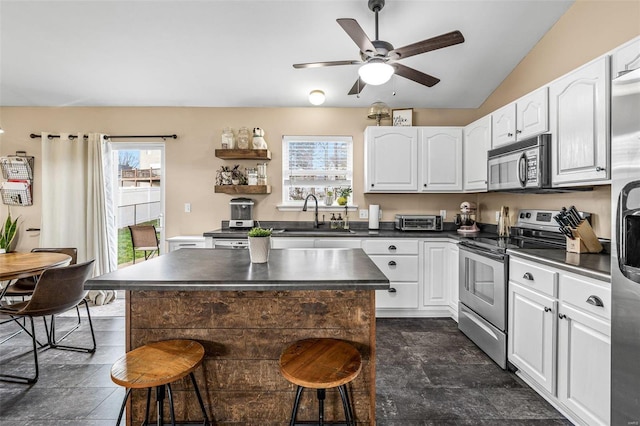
[379,209,383,219]
[440,210,446,220]
[185,203,191,213]
[359,209,369,219]
[495,211,500,221]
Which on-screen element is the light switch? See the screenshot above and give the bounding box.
[359,209,369,219]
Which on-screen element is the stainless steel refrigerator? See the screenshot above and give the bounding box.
[611,66,640,423]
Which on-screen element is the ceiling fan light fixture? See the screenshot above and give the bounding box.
[308,90,326,105]
[358,60,394,85]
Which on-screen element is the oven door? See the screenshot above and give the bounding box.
[458,244,507,330]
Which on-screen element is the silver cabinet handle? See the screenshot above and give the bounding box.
[388,261,397,267]
[544,307,552,312]
[523,272,534,280]
[388,287,397,293]
[586,295,604,307]
[507,132,513,137]
[516,130,522,134]
[558,313,567,320]
[388,245,397,252]
[595,166,606,172]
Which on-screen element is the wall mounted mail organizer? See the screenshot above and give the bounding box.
[0,151,34,206]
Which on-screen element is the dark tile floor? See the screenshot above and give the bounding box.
[0,314,570,425]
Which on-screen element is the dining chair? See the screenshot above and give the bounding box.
[0,259,96,384]
[128,225,160,264]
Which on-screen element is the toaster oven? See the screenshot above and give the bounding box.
[395,215,443,231]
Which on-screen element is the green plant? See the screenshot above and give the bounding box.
[247,227,272,237]
[0,210,19,251]
[338,187,352,198]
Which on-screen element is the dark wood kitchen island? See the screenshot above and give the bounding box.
[85,248,389,425]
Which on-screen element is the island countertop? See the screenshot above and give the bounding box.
[85,248,390,291]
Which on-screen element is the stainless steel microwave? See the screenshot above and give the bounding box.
[487,134,551,192]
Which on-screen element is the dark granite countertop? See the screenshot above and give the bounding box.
[508,248,611,282]
[86,248,390,291]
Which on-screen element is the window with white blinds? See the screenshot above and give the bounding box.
[282,135,353,205]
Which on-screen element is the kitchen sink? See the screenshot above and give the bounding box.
[273,228,356,235]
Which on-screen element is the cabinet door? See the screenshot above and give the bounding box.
[419,127,463,192]
[516,87,548,140]
[611,36,640,78]
[492,103,516,147]
[365,126,418,192]
[557,304,611,426]
[463,115,491,192]
[550,57,610,186]
[422,242,449,306]
[508,282,556,394]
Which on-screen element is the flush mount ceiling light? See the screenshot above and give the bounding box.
[308,90,326,105]
[358,59,394,86]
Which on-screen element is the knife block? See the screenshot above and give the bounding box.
[566,220,603,253]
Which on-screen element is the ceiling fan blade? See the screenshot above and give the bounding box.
[393,63,440,87]
[390,30,464,60]
[348,77,367,95]
[293,60,361,69]
[337,18,377,56]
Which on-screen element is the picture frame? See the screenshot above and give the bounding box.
[392,108,413,126]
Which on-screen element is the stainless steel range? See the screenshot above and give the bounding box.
[458,209,590,369]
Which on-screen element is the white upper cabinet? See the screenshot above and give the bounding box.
[365,126,418,192]
[492,87,548,148]
[549,56,610,187]
[463,114,491,192]
[364,126,461,193]
[611,36,640,78]
[419,127,463,192]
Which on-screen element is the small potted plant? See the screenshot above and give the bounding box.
[247,227,272,263]
[337,187,352,206]
[0,209,19,253]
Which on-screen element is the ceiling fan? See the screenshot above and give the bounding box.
[293,0,465,95]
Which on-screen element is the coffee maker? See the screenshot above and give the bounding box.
[229,198,254,229]
[455,201,479,235]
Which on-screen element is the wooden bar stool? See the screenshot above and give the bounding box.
[279,338,362,426]
[110,339,210,426]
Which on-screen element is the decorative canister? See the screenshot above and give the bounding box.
[221,127,235,149]
[246,167,258,185]
[257,163,268,185]
[237,127,250,149]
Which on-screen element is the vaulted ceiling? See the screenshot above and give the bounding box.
[0,0,574,108]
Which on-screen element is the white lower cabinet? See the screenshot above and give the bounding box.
[422,242,449,307]
[363,239,420,314]
[167,236,206,252]
[508,255,610,426]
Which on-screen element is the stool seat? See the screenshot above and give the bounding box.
[280,338,362,389]
[111,339,205,389]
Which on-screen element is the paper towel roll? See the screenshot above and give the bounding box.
[369,205,380,230]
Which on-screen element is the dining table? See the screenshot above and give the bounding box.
[0,252,72,298]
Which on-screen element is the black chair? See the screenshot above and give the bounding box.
[128,225,160,264]
[0,260,96,384]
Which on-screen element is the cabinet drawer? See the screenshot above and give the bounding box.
[362,239,418,255]
[510,257,558,297]
[369,255,418,281]
[559,273,611,321]
[376,282,419,309]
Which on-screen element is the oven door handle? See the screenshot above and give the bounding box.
[517,152,527,188]
[458,243,506,262]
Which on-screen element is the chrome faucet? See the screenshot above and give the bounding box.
[302,194,321,228]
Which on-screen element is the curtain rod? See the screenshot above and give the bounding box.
[30,133,178,140]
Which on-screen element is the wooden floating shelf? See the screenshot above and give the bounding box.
[215,185,271,194]
[215,149,271,160]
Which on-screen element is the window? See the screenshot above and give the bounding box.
[282,135,353,206]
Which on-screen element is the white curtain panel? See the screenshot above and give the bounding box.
[41,132,117,277]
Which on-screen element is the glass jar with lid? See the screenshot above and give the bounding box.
[256,163,268,185]
[221,127,235,149]
[237,127,250,149]
[246,167,258,185]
